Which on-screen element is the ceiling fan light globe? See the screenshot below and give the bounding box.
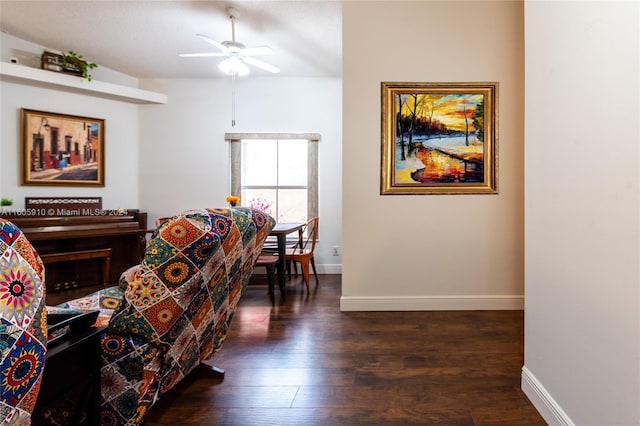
[218,57,249,76]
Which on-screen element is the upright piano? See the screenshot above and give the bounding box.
[2,198,147,305]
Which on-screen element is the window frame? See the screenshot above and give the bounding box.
[227,133,320,222]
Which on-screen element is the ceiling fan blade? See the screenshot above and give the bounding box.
[239,46,273,57]
[179,53,228,57]
[196,34,229,52]
[243,57,280,74]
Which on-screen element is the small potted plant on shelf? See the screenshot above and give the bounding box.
[1,198,13,214]
[61,51,98,81]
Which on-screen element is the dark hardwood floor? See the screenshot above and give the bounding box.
[143,274,545,425]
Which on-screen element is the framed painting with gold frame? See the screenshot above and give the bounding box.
[21,108,105,186]
[381,82,498,195]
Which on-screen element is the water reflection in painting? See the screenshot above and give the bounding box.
[398,137,484,184]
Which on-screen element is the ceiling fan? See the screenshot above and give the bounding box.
[180,7,280,76]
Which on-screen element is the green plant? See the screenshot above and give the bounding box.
[1,198,13,206]
[61,51,98,81]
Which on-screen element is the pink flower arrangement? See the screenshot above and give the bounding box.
[250,197,272,214]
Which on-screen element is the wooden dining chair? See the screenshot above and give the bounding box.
[285,217,319,292]
[254,253,279,304]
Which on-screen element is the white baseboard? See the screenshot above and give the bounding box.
[521,366,574,426]
[316,263,342,274]
[339,295,523,311]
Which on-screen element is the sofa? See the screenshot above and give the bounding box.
[0,218,47,425]
[52,207,275,425]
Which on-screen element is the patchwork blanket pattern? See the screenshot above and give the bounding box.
[57,207,274,425]
[0,219,47,425]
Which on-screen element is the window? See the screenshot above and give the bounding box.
[228,133,319,223]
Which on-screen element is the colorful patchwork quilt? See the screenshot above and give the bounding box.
[57,207,274,425]
[0,219,47,425]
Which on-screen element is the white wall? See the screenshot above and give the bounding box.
[342,1,524,310]
[0,33,141,209]
[0,81,140,209]
[1,29,343,273]
[1,32,140,87]
[523,1,640,425]
[138,77,342,272]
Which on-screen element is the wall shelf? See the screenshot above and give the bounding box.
[0,62,167,104]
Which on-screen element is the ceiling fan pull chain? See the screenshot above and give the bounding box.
[231,73,236,127]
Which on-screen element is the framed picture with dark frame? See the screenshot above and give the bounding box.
[21,108,105,186]
[381,82,498,195]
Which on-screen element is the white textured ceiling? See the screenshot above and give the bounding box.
[0,0,342,79]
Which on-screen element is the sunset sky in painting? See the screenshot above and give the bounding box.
[399,93,484,132]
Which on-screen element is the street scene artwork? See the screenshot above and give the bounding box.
[21,109,105,186]
[381,82,497,195]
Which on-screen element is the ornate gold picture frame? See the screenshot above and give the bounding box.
[21,109,105,186]
[381,82,498,195]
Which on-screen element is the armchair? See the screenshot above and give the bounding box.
[56,207,275,425]
[0,219,47,425]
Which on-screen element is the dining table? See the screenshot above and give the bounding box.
[268,222,305,297]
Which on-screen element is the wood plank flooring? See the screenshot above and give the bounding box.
[143,274,545,425]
